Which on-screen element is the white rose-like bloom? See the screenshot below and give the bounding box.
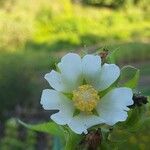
[41,53,133,134]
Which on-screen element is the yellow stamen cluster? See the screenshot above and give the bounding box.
[73,85,99,113]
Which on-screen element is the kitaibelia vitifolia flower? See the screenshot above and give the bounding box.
[41,53,133,134]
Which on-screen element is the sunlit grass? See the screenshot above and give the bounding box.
[0,0,149,52]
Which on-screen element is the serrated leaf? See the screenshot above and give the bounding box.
[18,120,64,138]
[119,65,140,89]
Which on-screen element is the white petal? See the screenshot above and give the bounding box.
[41,89,74,125]
[45,70,68,92]
[96,63,120,91]
[97,88,133,125]
[82,55,101,86]
[51,107,74,125]
[58,53,83,91]
[68,113,104,134]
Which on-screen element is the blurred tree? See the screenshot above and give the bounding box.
[0,52,56,120]
[73,0,144,8]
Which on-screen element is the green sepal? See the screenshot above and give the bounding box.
[118,65,140,89]
[73,109,80,117]
[105,47,119,64]
[55,63,61,73]
[64,93,73,100]
[92,109,99,116]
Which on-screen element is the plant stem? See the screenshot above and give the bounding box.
[64,130,81,150]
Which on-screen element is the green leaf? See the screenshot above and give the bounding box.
[131,98,150,131]
[108,128,130,143]
[118,107,145,132]
[18,120,64,138]
[100,140,119,150]
[106,48,119,64]
[147,96,150,110]
[118,65,140,89]
[136,117,150,131]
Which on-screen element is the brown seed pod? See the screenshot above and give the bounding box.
[99,49,109,59]
[82,129,102,150]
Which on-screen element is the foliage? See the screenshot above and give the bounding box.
[0,0,149,52]
[19,51,150,149]
[0,118,37,150]
[18,120,64,138]
[118,66,140,89]
[81,0,126,8]
[0,0,149,149]
[81,0,150,9]
[0,46,149,120]
[0,52,56,119]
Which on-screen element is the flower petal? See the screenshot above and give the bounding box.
[96,88,133,125]
[82,55,101,86]
[41,89,74,125]
[58,53,83,91]
[96,63,120,91]
[68,113,104,134]
[45,70,68,92]
[51,107,74,125]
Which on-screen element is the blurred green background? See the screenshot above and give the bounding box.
[0,0,149,149]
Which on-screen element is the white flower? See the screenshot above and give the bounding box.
[41,53,133,134]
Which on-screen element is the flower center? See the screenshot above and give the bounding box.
[73,84,99,113]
